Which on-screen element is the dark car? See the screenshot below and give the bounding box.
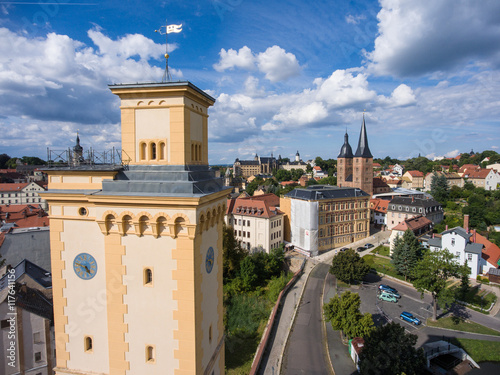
[339,247,349,252]
[356,246,365,252]
[364,243,374,249]
[400,311,421,325]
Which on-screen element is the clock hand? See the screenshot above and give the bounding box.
[75,262,91,274]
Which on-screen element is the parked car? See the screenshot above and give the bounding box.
[383,290,401,299]
[378,292,398,303]
[379,284,398,295]
[356,246,365,252]
[339,247,349,252]
[364,243,374,249]
[400,311,421,325]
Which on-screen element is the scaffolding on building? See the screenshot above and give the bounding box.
[46,147,130,169]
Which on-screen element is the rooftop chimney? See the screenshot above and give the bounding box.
[464,214,469,233]
[445,225,448,231]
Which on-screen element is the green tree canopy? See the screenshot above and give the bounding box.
[430,173,449,203]
[274,169,291,182]
[358,322,426,375]
[0,153,11,169]
[223,224,248,280]
[412,247,464,320]
[323,290,374,339]
[391,230,424,281]
[329,248,370,284]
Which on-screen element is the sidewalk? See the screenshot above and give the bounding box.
[258,258,316,375]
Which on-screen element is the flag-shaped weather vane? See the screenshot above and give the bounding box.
[155,20,182,82]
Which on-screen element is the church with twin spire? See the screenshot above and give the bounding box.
[337,115,374,196]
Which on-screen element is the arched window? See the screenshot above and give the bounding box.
[146,345,155,363]
[84,336,93,352]
[150,143,157,160]
[140,142,147,160]
[144,268,153,286]
[159,142,166,160]
[105,214,116,233]
[139,215,150,235]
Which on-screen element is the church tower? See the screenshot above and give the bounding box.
[337,132,353,188]
[337,115,373,196]
[352,114,373,196]
[42,82,228,375]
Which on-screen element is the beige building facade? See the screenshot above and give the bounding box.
[41,82,228,375]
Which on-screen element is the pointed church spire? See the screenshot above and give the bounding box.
[354,114,372,158]
[338,131,354,158]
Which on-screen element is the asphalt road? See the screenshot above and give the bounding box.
[282,263,331,375]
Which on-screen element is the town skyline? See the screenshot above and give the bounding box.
[0,0,499,163]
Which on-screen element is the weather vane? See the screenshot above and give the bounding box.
[155,19,182,82]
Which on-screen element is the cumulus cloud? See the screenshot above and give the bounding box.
[213,45,301,82]
[378,84,416,107]
[256,46,301,82]
[367,0,500,77]
[213,46,256,72]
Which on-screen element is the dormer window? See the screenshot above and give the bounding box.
[451,238,455,246]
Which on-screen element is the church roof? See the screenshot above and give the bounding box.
[354,115,373,158]
[338,132,354,158]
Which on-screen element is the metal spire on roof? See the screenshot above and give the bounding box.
[354,112,373,158]
[155,19,183,82]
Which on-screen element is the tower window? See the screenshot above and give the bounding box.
[78,207,87,216]
[84,336,93,352]
[150,143,157,160]
[144,268,153,286]
[146,345,155,363]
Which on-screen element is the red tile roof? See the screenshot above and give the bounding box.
[458,164,480,174]
[406,170,424,177]
[464,169,492,179]
[0,204,48,228]
[0,183,28,192]
[475,232,500,267]
[226,194,283,219]
[313,166,322,171]
[392,215,433,232]
[370,198,389,213]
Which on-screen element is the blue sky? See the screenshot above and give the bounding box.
[0,0,499,164]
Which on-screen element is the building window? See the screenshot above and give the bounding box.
[146,345,155,363]
[33,332,42,343]
[144,268,153,286]
[467,254,473,261]
[84,336,93,352]
[455,252,460,258]
[78,207,87,216]
[35,352,42,362]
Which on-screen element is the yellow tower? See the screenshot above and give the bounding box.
[42,82,228,375]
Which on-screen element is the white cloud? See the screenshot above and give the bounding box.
[213,46,255,72]
[367,0,500,77]
[256,45,301,82]
[378,84,416,107]
[445,149,460,158]
[213,45,301,82]
[345,14,366,25]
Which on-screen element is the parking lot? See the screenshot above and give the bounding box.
[336,272,437,333]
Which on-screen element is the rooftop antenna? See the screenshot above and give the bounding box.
[155,19,182,82]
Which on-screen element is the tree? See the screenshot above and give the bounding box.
[245,177,263,196]
[412,248,464,320]
[358,322,426,375]
[329,249,370,284]
[323,291,374,339]
[290,168,304,181]
[239,256,258,292]
[275,169,291,182]
[223,224,247,280]
[0,153,10,169]
[391,230,423,281]
[430,173,449,203]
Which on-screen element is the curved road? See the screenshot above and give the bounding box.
[281,263,332,375]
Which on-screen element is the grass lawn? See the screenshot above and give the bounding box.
[426,316,500,337]
[451,284,497,310]
[371,245,390,256]
[450,338,500,363]
[363,254,406,282]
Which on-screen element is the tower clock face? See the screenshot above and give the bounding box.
[73,253,98,280]
[205,247,214,274]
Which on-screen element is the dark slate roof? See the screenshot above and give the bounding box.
[354,116,373,158]
[285,185,369,201]
[442,226,471,240]
[238,160,260,165]
[465,242,483,255]
[389,196,442,208]
[488,268,500,276]
[338,132,354,158]
[13,283,53,321]
[428,237,442,247]
[0,259,52,291]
